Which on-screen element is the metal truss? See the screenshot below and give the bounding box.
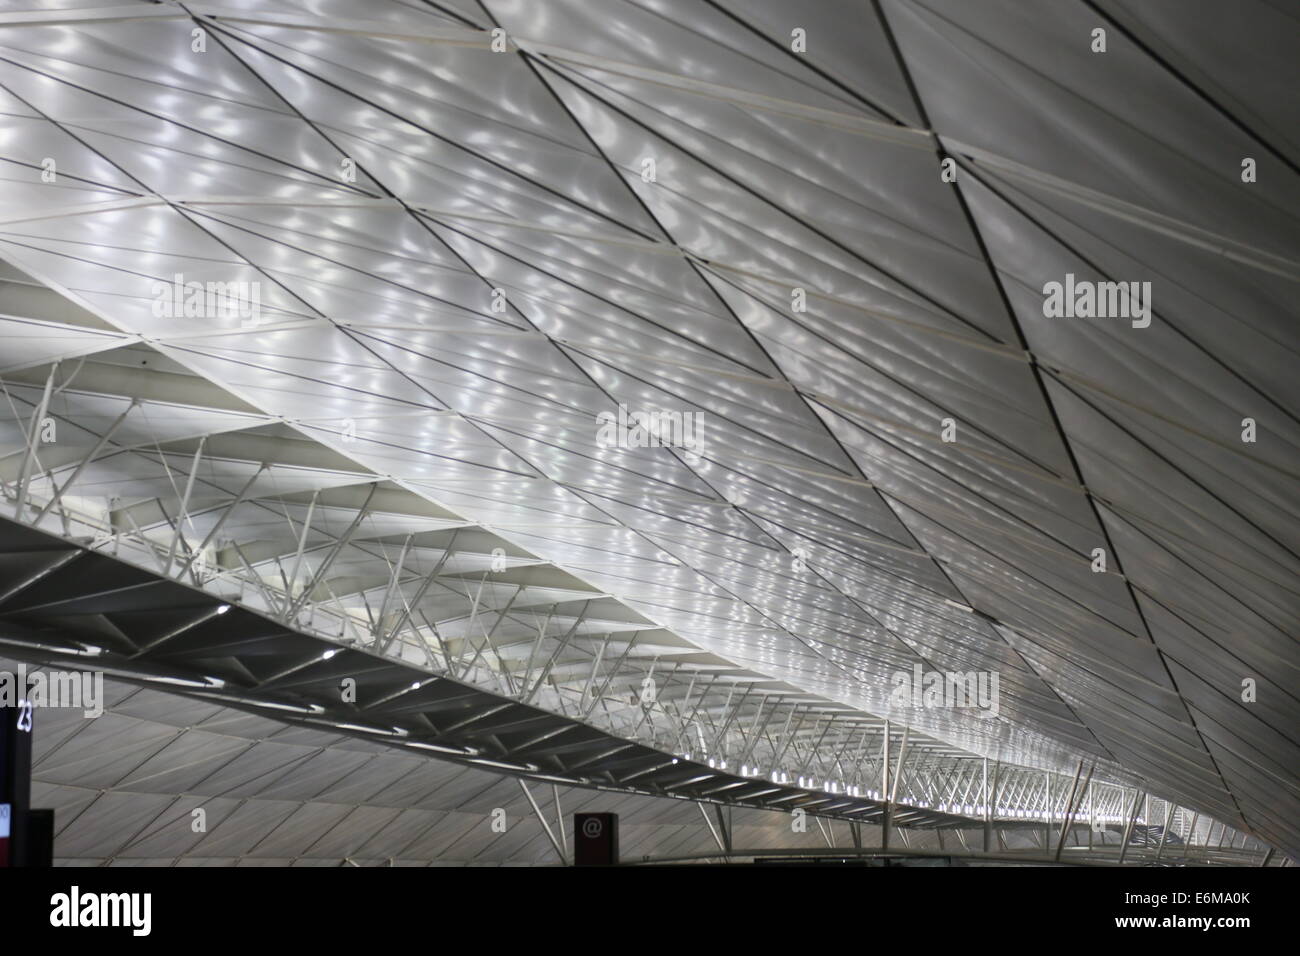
[0,320,1277,863]
[0,510,969,827]
[0,352,1001,782]
[0,502,1271,866]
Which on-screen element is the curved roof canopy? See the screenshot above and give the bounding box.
[0,0,1296,860]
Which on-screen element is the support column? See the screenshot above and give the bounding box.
[981,758,993,853]
[1043,771,1051,852]
[1055,760,1091,862]
[880,720,890,852]
[517,779,566,865]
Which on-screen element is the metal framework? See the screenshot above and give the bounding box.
[0,0,1294,864]
[0,503,1273,865]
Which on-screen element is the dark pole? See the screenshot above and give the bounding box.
[0,695,34,866]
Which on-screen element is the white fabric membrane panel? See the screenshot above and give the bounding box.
[0,0,1295,857]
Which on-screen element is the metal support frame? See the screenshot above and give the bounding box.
[0,387,1275,862]
[517,778,567,865]
[1055,760,1093,861]
[698,802,726,856]
[1118,789,1144,864]
[12,361,58,520]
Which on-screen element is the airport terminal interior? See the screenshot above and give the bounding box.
[0,0,1295,867]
